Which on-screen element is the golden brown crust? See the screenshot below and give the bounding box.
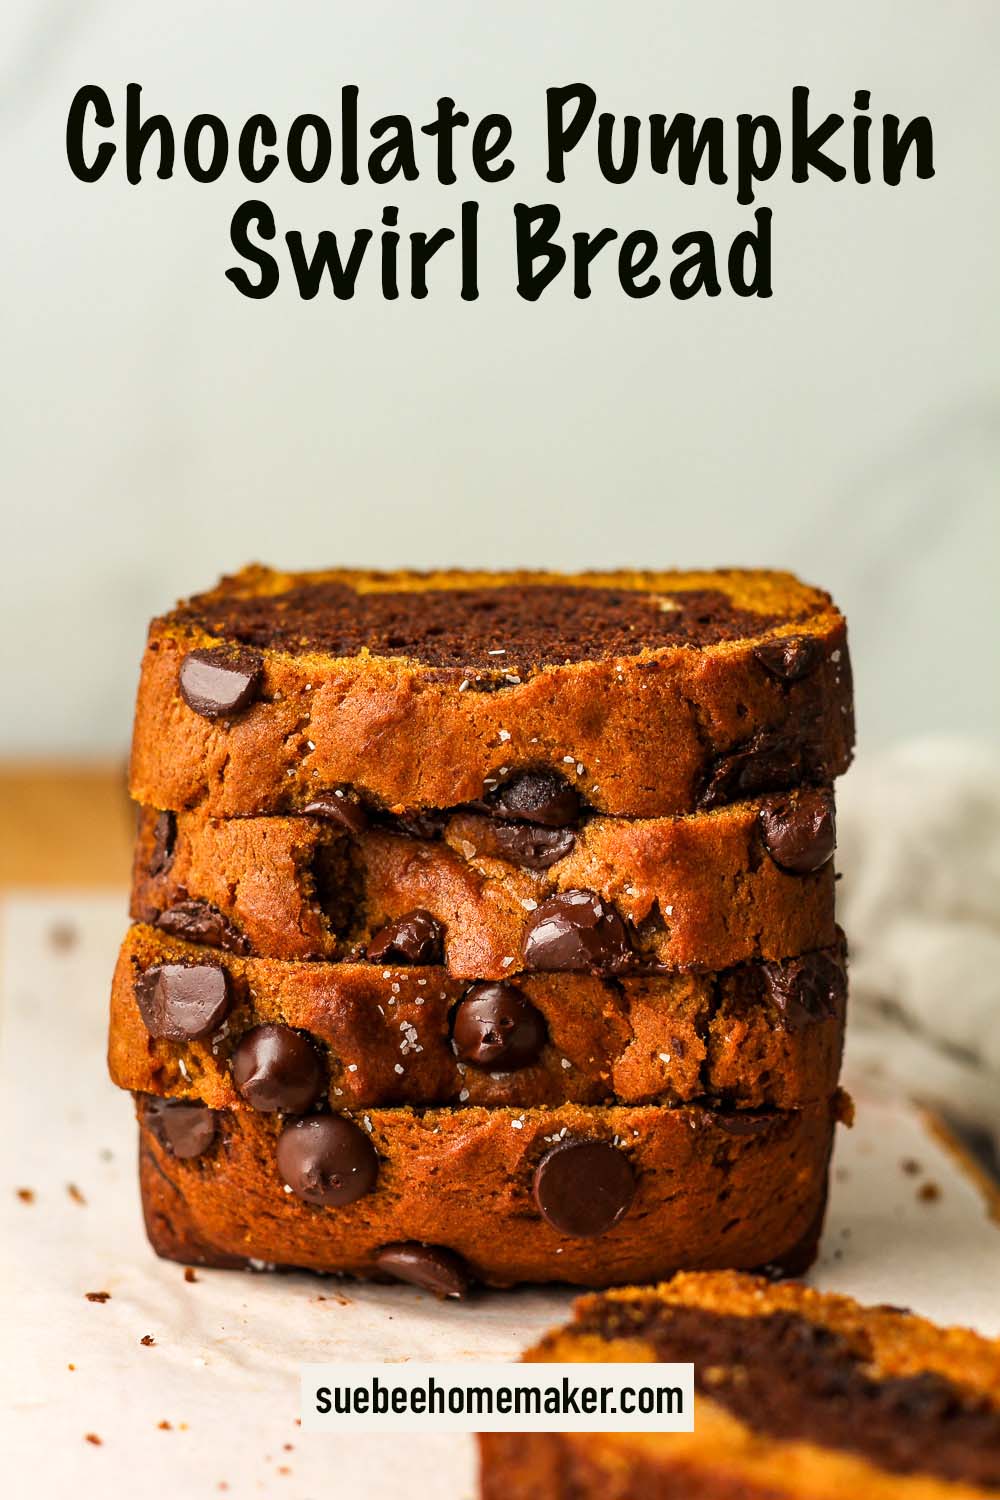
[128,567,853,819]
[131,792,837,974]
[137,1096,836,1287]
[109,925,846,1111]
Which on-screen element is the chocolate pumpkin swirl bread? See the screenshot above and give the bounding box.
[110,565,855,1290]
[130,787,837,974]
[479,1273,1000,1498]
[110,925,847,1111]
[128,566,853,820]
[136,1098,842,1287]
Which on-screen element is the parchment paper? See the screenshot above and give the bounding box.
[2,893,998,1500]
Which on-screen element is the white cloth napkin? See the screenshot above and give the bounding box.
[838,737,1000,1149]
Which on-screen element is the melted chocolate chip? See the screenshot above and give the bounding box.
[178,646,263,719]
[754,635,824,682]
[699,731,803,810]
[763,951,846,1031]
[145,1099,217,1159]
[148,811,177,878]
[760,790,836,874]
[374,1243,471,1298]
[491,823,575,870]
[367,910,444,965]
[303,792,369,835]
[134,963,232,1041]
[522,890,632,973]
[533,1138,636,1237]
[487,769,581,828]
[393,809,449,840]
[451,983,547,1070]
[276,1115,378,1206]
[231,1025,325,1113]
[154,900,250,954]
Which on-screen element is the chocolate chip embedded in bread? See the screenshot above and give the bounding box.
[754,635,824,682]
[303,791,369,835]
[451,983,547,1070]
[148,811,177,878]
[374,1243,471,1298]
[145,1098,217,1159]
[491,823,575,870]
[760,790,836,874]
[367,910,444,965]
[699,732,803,810]
[488,768,581,828]
[178,646,263,719]
[230,1024,326,1113]
[134,963,232,1041]
[522,890,632,974]
[763,951,846,1031]
[393,809,449,840]
[154,899,250,955]
[276,1116,378,1206]
[533,1139,636,1237]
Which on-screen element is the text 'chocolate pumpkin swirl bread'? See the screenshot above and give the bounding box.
[128,567,853,820]
[480,1273,1000,1498]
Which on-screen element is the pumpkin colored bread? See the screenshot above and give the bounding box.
[135,1097,841,1288]
[128,566,853,821]
[130,787,837,974]
[479,1272,1000,1498]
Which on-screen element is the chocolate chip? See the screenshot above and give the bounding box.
[145,1099,217,1159]
[699,731,802,810]
[533,1139,635,1237]
[303,792,369,836]
[367,910,444,965]
[763,951,846,1031]
[154,900,250,955]
[491,823,575,870]
[276,1116,378,1206]
[374,1243,471,1298]
[231,1025,325,1113]
[486,768,581,827]
[148,811,177,877]
[178,647,263,720]
[134,963,232,1040]
[451,983,547,1070]
[393,810,448,840]
[754,635,824,682]
[760,790,836,874]
[522,890,631,973]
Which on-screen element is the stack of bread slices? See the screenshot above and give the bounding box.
[108,566,854,1295]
